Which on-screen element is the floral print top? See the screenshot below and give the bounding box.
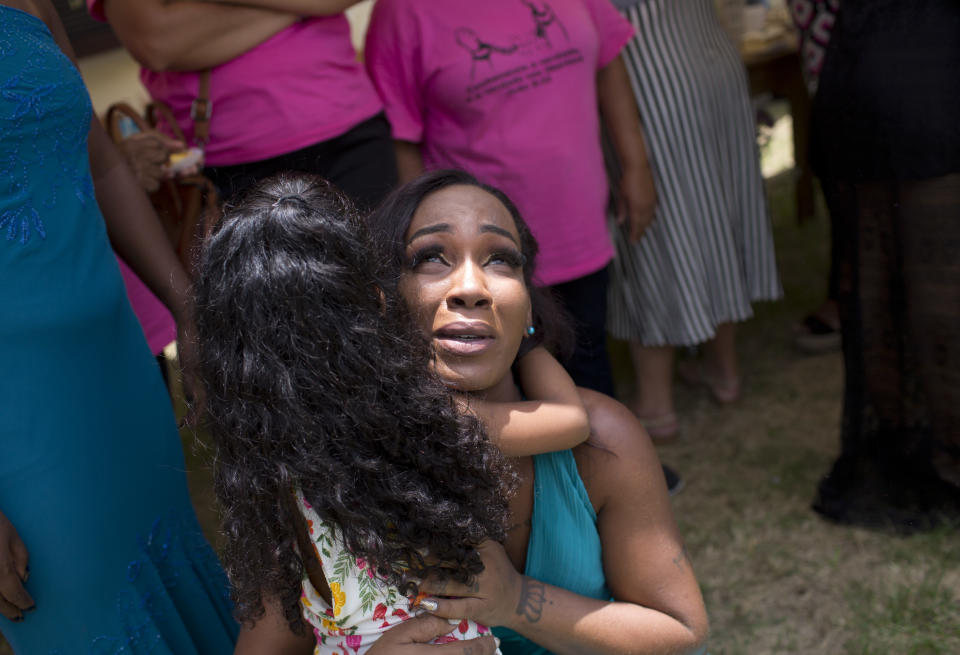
[294,488,496,654]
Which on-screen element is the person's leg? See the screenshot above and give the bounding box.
[704,322,739,388]
[898,173,960,488]
[629,343,678,438]
[680,322,740,404]
[823,175,845,311]
[549,267,615,397]
[630,342,684,488]
[794,176,843,353]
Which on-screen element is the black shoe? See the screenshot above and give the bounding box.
[793,314,841,354]
[663,464,684,496]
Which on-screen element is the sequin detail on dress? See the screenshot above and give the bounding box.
[0,8,92,246]
[78,513,232,655]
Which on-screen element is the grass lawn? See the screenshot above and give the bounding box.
[3,131,957,655]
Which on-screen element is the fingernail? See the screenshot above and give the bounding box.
[494,636,501,647]
[419,598,438,612]
[448,618,460,625]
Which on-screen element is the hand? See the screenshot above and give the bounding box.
[118,131,187,193]
[418,541,522,630]
[0,510,33,622]
[365,614,499,655]
[617,164,657,242]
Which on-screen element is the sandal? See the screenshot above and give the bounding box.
[678,360,741,405]
[793,314,841,354]
[636,412,680,441]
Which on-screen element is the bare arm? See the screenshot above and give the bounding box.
[234,596,316,655]
[597,55,657,243]
[36,0,192,321]
[421,392,708,654]
[200,0,361,15]
[87,121,193,321]
[102,0,297,71]
[464,347,590,457]
[394,140,425,184]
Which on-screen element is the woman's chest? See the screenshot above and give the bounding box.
[504,457,535,572]
[502,450,604,574]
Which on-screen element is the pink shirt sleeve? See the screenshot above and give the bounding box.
[86,0,105,22]
[581,0,635,68]
[364,0,425,143]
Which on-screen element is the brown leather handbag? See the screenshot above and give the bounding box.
[104,73,219,278]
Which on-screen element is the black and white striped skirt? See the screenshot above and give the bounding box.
[607,0,782,346]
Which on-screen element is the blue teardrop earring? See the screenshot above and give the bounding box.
[526,326,536,337]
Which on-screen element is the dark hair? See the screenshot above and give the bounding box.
[193,174,516,632]
[367,169,574,359]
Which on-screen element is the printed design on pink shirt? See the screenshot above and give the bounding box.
[521,0,569,46]
[460,1,584,103]
[455,28,519,79]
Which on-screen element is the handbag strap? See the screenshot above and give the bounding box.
[105,69,210,149]
[104,102,152,143]
[146,101,188,142]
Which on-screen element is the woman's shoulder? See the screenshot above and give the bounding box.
[576,388,653,457]
[572,388,665,509]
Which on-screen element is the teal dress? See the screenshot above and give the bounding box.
[0,7,237,653]
[493,450,610,655]
[493,450,709,655]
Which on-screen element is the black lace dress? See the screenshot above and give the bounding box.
[810,0,960,531]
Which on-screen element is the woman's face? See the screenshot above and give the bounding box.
[399,185,532,398]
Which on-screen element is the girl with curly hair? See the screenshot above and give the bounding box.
[192,173,590,654]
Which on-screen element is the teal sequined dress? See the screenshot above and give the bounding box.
[0,7,237,653]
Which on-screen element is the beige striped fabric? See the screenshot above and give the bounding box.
[607,0,782,346]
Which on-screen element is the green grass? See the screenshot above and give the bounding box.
[843,569,959,655]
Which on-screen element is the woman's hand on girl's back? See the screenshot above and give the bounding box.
[366,614,500,655]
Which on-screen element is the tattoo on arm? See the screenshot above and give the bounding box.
[515,576,548,624]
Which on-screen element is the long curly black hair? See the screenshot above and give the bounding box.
[193,174,517,632]
[367,168,574,360]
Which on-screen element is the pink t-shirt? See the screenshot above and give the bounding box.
[89,1,383,167]
[366,0,633,286]
[115,257,176,356]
